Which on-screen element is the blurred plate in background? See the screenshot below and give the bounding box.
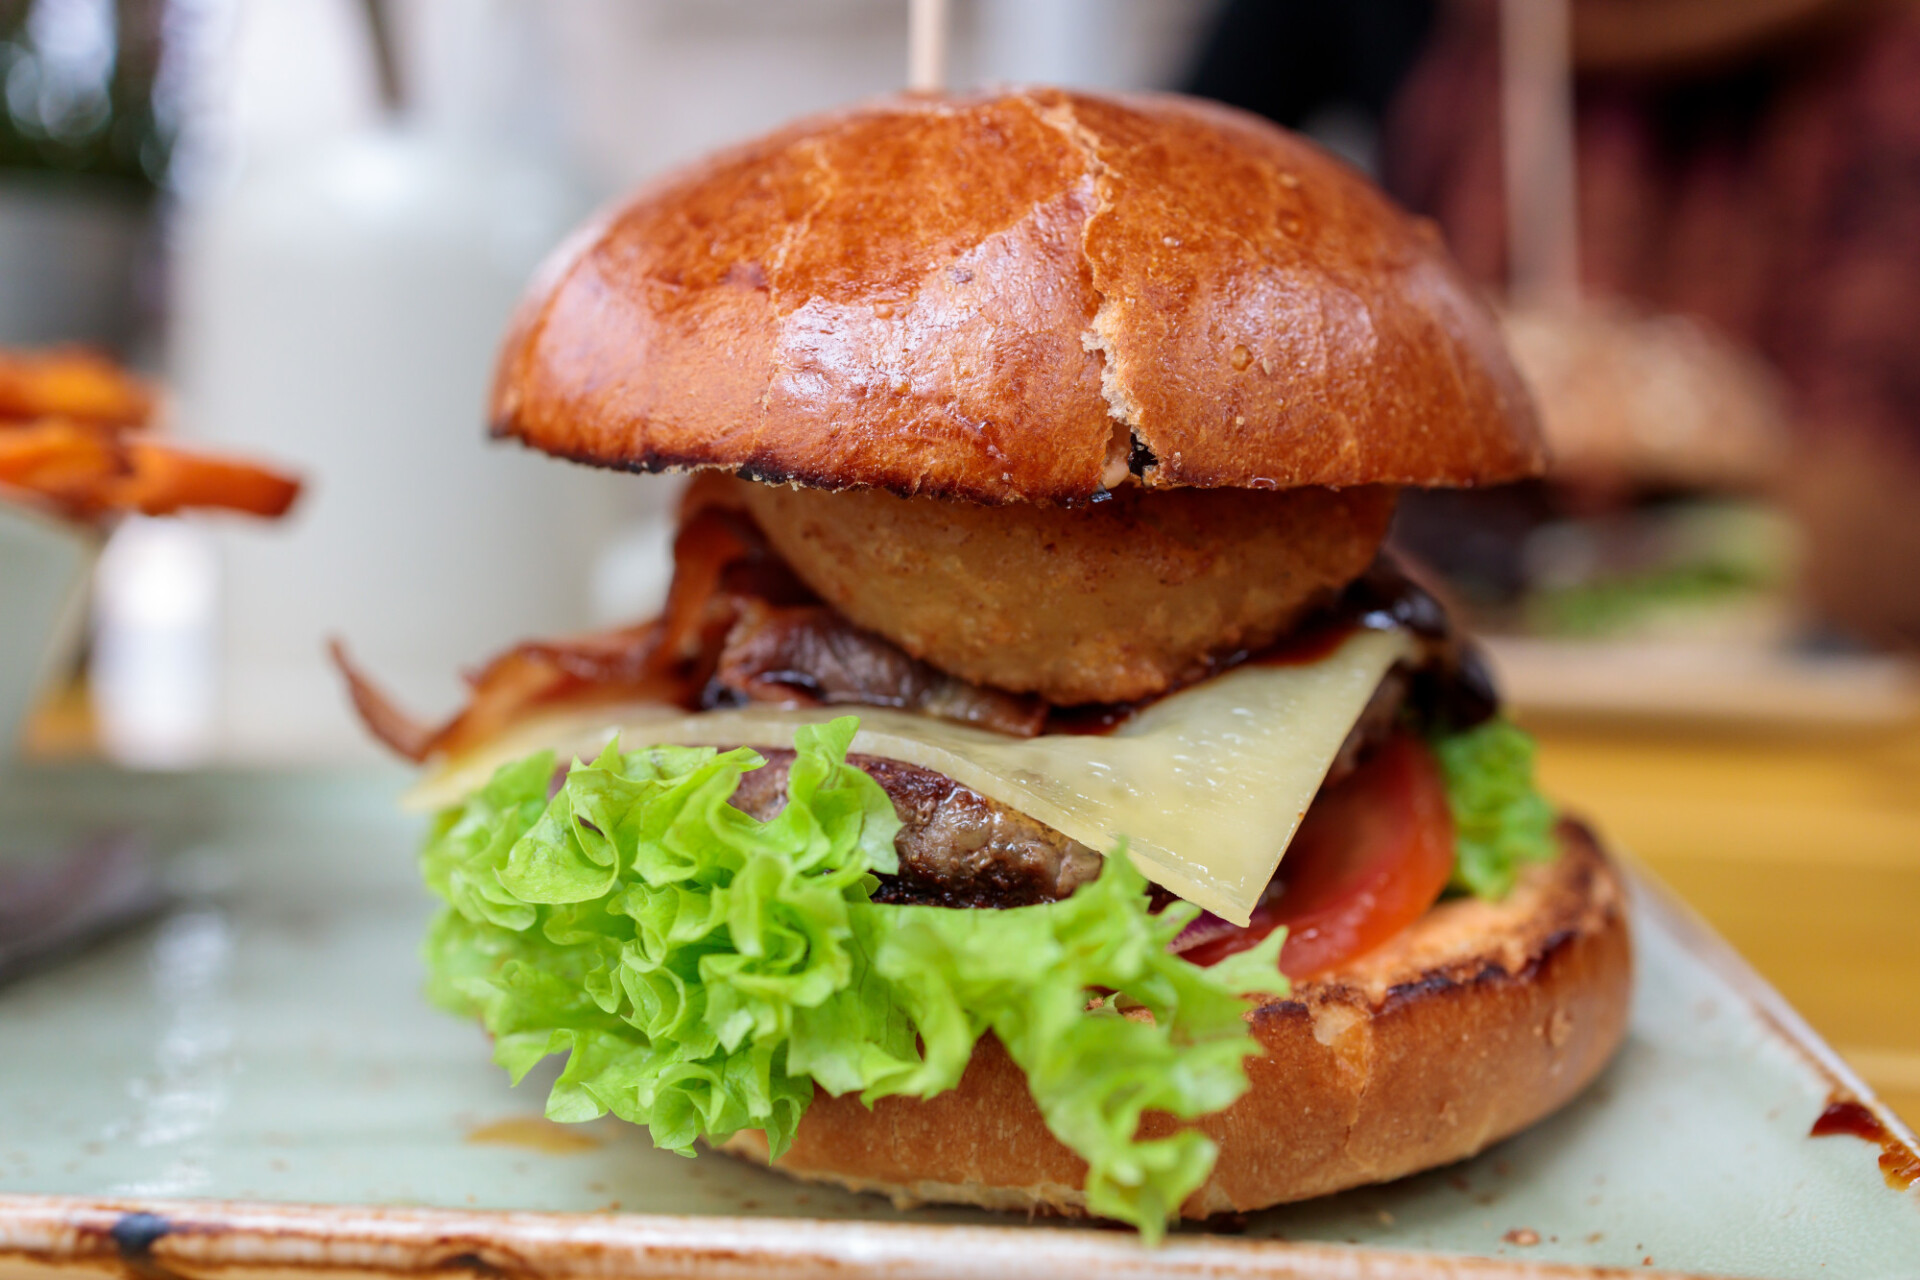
[1485,635,1920,730]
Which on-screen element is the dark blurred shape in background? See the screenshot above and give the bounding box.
[1190,0,1920,649]
[1186,0,1435,174]
[0,0,169,184]
[0,0,171,351]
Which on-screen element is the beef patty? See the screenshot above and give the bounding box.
[723,664,1410,911]
[729,750,1103,908]
[714,558,1487,910]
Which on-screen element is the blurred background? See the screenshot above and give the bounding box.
[0,0,1916,1119]
[4,0,1218,765]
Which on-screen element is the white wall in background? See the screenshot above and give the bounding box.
[169,0,621,763]
[975,0,1208,95]
[540,0,1212,192]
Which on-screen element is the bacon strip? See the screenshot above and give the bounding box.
[337,490,1051,762]
[443,624,679,755]
[330,639,437,762]
[331,621,680,763]
[653,508,761,671]
[331,503,764,762]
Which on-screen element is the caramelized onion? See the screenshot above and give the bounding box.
[713,600,1046,736]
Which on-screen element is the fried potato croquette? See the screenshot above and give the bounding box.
[735,479,1397,704]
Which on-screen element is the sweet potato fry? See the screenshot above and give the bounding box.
[0,420,126,508]
[0,419,301,520]
[108,440,302,518]
[0,348,155,427]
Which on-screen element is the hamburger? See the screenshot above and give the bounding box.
[337,89,1631,1239]
[1391,303,1800,646]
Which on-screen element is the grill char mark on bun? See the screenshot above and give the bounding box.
[492,90,1543,505]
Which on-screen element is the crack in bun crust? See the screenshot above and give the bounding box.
[717,822,1630,1220]
[491,90,1543,505]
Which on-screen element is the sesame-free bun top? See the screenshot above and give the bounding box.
[492,89,1544,505]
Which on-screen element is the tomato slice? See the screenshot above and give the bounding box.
[1172,733,1455,981]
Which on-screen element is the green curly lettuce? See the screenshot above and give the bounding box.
[1525,560,1766,638]
[1523,499,1796,639]
[420,716,1286,1240]
[867,858,1286,1231]
[1431,719,1558,899]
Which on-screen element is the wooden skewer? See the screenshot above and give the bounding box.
[908,0,949,93]
[359,0,406,115]
[1500,0,1580,309]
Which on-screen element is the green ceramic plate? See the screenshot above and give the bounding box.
[0,767,1915,1279]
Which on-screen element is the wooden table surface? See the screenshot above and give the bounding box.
[1527,715,1920,1129]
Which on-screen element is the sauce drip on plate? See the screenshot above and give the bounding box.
[1809,1097,1920,1190]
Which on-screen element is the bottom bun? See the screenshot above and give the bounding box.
[720,821,1631,1219]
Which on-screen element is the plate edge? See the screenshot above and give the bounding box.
[1623,864,1920,1175]
[0,1194,1726,1280]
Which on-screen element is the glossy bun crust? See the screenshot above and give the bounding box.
[720,823,1629,1220]
[493,90,1543,504]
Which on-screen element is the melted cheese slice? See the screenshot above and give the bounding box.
[407,626,1416,926]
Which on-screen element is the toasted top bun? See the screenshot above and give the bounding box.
[492,89,1544,505]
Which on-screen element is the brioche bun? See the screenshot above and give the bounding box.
[721,822,1629,1220]
[492,89,1543,505]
